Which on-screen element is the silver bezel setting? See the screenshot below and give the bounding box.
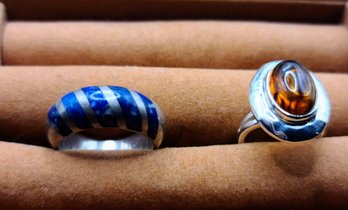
[249,60,330,142]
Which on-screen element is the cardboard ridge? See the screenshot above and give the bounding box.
[1,0,345,22]
[4,21,348,71]
[0,137,347,210]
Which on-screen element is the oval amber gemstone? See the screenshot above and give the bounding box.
[269,61,316,115]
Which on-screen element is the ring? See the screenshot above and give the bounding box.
[237,60,330,143]
[47,86,165,151]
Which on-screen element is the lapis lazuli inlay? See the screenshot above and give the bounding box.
[111,86,142,132]
[48,105,73,136]
[47,86,160,141]
[62,92,93,129]
[137,92,159,140]
[82,86,118,127]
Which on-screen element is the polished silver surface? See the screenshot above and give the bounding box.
[237,112,260,144]
[237,60,330,143]
[59,132,154,151]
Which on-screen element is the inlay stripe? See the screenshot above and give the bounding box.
[137,92,159,140]
[82,86,118,127]
[74,89,100,128]
[48,105,73,136]
[55,100,77,132]
[99,86,126,129]
[129,90,148,133]
[61,92,92,129]
[110,86,142,132]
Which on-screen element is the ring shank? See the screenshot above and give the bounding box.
[59,133,154,151]
[237,112,260,144]
[48,127,157,151]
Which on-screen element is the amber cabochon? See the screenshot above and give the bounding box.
[269,61,316,116]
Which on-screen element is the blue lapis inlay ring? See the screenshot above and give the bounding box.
[47,86,165,151]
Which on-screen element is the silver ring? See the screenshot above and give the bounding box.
[47,86,165,151]
[238,60,330,143]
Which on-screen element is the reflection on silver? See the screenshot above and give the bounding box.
[59,133,154,151]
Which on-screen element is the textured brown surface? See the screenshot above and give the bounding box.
[4,21,348,71]
[1,1,347,209]
[0,137,347,210]
[0,67,347,147]
[343,2,348,27]
[0,3,6,64]
[1,0,344,22]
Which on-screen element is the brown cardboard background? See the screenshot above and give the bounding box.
[1,0,345,22]
[0,1,347,209]
[0,3,6,65]
[3,21,348,71]
[0,137,347,210]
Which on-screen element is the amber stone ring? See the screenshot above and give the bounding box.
[237,60,330,143]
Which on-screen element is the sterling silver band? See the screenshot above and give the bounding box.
[237,112,260,144]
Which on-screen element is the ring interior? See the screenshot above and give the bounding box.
[59,129,154,151]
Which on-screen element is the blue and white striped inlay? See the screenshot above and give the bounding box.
[48,86,160,140]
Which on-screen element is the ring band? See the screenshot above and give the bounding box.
[238,60,330,143]
[47,86,165,151]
